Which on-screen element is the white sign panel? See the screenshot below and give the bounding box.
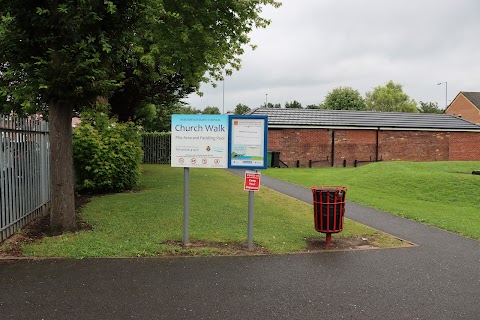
[171,114,229,168]
[229,116,267,169]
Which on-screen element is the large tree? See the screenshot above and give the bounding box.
[0,0,280,231]
[0,1,151,230]
[323,87,367,111]
[365,81,418,113]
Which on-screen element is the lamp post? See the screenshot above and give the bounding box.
[265,94,268,107]
[437,82,447,109]
[222,76,225,114]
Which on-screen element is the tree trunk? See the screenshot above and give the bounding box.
[49,100,76,231]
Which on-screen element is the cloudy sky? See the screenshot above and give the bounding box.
[185,0,480,113]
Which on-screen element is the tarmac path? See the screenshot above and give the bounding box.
[0,172,479,319]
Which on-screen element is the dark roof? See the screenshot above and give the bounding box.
[461,92,480,110]
[250,108,480,131]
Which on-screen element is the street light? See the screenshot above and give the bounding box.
[222,74,225,114]
[265,94,268,107]
[437,82,447,109]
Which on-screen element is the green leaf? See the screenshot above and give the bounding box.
[104,1,117,14]
[36,7,50,16]
[57,4,68,14]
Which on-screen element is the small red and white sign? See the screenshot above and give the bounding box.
[244,171,261,191]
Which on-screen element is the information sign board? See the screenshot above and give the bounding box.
[171,114,229,168]
[171,114,268,248]
[228,115,268,169]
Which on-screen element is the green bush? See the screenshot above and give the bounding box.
[73,110,143,193]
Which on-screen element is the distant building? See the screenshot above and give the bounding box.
[249,108,480,167]
[445,92,480,125]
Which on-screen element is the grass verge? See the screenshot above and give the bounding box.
[20,165,406,257]
[263,161,480,239]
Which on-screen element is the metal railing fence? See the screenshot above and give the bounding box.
[0,115,50,242]
[142,133,171,164]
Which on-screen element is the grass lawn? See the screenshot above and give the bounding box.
[21,165,403,257]
[263,161,480,239]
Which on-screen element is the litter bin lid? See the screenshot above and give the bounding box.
[310,186,347,192]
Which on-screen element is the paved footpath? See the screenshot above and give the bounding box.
[1,173,479,319]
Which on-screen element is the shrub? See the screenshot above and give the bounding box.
[73,110,143,193]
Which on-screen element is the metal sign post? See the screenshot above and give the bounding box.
[247,190,254,250]
[183,167,190,245]
[244,170,261,250]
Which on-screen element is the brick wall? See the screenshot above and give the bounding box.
[445,94,480,124]
[268,128,479,167]
[449,132,480,160]
[334,130,377,166]
[269,129,331,167]
[379,131,450,162]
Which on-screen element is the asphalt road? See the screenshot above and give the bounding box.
[1,173,479,319]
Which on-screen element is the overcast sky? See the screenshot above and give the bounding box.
[184,0,480,113]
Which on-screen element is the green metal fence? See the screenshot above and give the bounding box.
[142,132,171,164]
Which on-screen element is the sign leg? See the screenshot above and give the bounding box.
[247,190,254,250]
[183,167,190,246]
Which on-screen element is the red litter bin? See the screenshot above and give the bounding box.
[310,186,347,246]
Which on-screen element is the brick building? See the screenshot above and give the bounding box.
[445,92,480,125]
[250,108,480,167]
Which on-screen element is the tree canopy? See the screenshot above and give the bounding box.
[323,87,367,111]
[263,102,281,108]
[108,0,280,122]
[202,106,221,115]
[418,101,444,114]
[0,0,281,116]
[233,104,251,115]
[285,100,303,109]
[365,81,418,113]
